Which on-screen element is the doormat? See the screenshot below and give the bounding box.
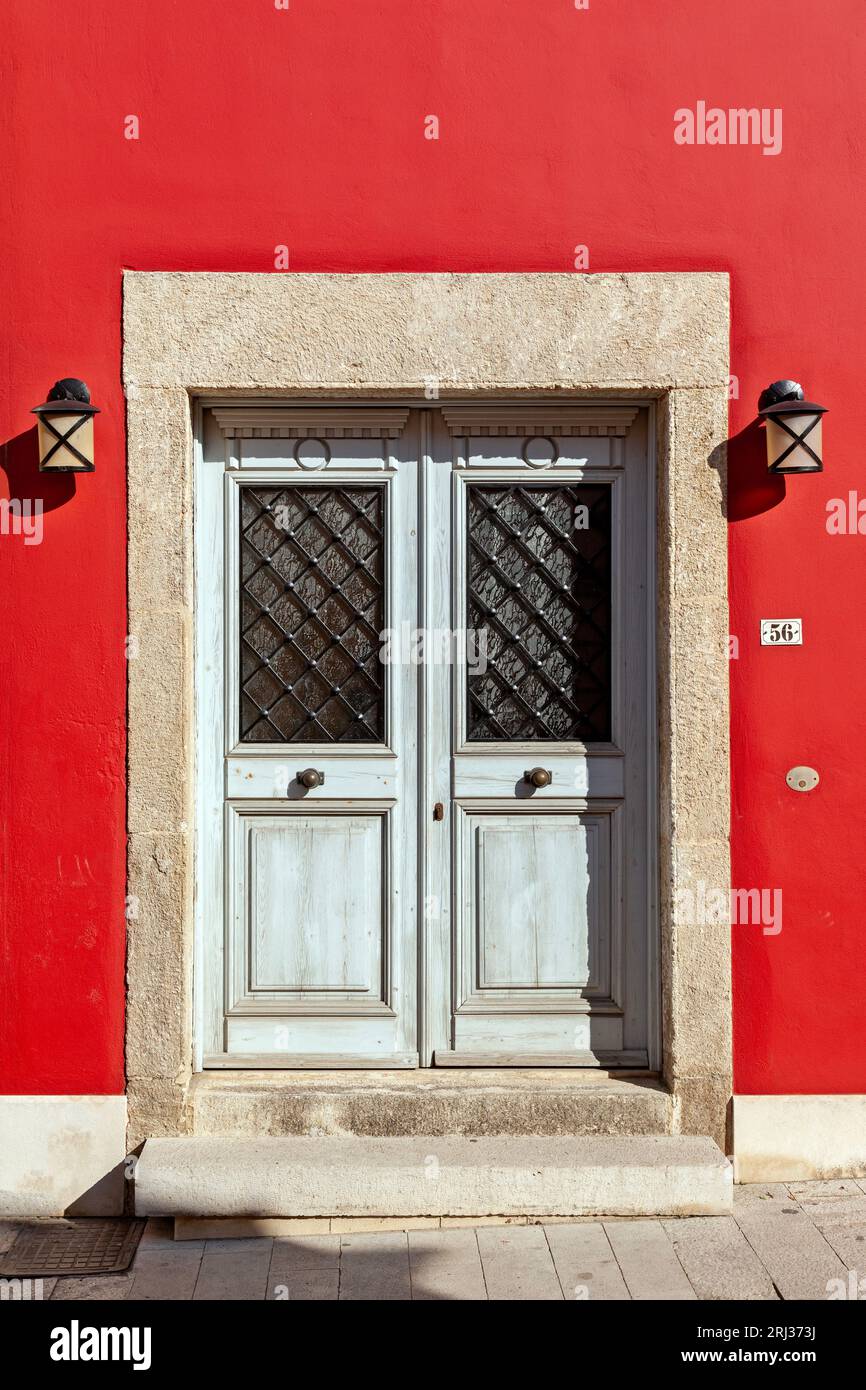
[0,1219,146,1278]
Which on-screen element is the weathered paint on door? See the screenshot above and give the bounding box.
[196,403,656,1068]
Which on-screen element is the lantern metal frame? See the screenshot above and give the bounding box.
[32,379,100,472]
[757,380,827,475]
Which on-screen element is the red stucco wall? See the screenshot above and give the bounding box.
[2,0,864,1095]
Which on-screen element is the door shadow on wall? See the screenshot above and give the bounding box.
[1,425,77,512]
[710,419,785,522]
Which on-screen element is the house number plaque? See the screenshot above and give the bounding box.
[760,618,803,646]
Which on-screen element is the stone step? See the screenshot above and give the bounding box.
[187,1071,673,1138]
[135,1135,732,1219]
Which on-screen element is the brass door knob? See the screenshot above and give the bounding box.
[297,768,324,789]
[524,766,552,788]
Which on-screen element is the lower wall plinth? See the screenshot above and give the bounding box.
[734,1095,866,1182]
[0,1095,128,1216]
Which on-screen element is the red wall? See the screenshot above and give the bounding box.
[2,0,865,1095]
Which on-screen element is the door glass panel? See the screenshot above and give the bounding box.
[239,484,385,742]
[466,483,611,741]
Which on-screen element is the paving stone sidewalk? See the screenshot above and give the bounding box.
[3,1180,866,1301]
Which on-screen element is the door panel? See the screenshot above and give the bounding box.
[425,405,655,1066]
[450,803,625,1058]
[476,819,593,989]
[464,811,608,991]
[242,813,383,994]
[198,409,418,1066]
[452,754,623,798]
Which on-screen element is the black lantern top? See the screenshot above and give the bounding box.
[32,378,100,417]
[757,379,826,419]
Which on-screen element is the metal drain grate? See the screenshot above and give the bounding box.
[0,1219,145,1278]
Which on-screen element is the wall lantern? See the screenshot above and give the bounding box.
[32,378,99,472]
[758,379,826,474]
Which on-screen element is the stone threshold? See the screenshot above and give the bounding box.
[185,1069,674,1138]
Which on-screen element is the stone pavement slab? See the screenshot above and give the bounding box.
[734,1205,849,1300]
[475,1226,564,1301]
[544,1221,630,1300]
[662,1215,777,1300]
[339,1232,412,1301]
[604,1219,696,1300]
[407,1228,488,1301]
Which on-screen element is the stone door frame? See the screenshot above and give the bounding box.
[123,271,731,1148]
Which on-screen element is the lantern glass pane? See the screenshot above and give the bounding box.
[37,414,95,471]
[766,413,823,472]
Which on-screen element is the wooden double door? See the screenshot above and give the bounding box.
[197,402,656,1068]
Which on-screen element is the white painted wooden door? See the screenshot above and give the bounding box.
[197,407,420,1066]
[422,406,657,1067]
[197,403,656,1069]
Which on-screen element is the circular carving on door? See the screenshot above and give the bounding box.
[521,435,559,468]
[293,437,331,470]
